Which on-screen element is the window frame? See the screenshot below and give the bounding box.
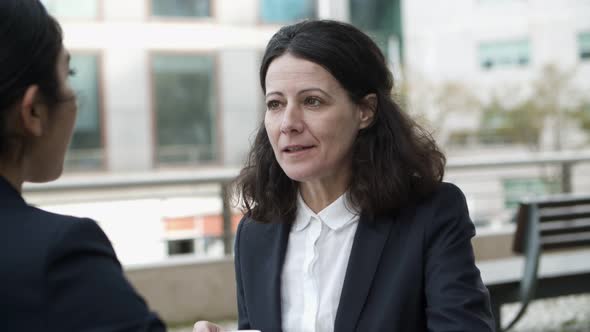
[148,50,223,169]
[64,50,108,172]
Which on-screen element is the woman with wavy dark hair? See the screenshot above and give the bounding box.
[0,1,165,330]
[195,20,493,332]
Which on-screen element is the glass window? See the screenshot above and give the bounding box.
[41,0,99,19]
[260,0,316,23]
[350,0,396,32]
[151,0,210,18]
[349,0,403,63]
[167,239,195,255]
[153,54,217,165]
[66,54,104,171]
[579,32,590,60]
[479,39,530,69]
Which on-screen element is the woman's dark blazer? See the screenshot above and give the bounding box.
[0,177,165,332]
[234,182,495,332]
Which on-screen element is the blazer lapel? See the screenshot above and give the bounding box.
[246,219,291,331]
[334,213,394,332]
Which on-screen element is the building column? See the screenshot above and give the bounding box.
[317,0,349,22]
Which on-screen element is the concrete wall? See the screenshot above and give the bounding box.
[219,49,263,166]
[103,49,153,171]
[318,0,350,21]
[126,257,238,324]
[472,225,516,261]
[217,0,259,25]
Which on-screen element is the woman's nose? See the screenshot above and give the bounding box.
[279,104,304,134]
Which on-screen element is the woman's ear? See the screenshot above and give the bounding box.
[359,93,377,129]
[19,85,45,137]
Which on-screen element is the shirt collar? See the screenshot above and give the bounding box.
[292,191,360,232]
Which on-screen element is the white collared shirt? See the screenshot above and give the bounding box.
[281,192,360,332]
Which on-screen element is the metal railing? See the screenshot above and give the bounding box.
[24,167,240,255]
[446,151,590,193]
[23,151,590,255]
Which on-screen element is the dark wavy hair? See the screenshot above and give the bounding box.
[0,0,64,158]
[235,20,446,223]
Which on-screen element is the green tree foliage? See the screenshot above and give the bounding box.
[477,64,588,150]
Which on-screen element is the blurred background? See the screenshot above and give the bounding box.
[27,0,590,330]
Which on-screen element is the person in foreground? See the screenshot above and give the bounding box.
[195,20,495,332]
[0,1,166,331]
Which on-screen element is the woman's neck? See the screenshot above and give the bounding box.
[299,177,350,213]
[0,163,24,193]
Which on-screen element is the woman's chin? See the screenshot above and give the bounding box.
[283,169,319,184]
[27,168,63,183]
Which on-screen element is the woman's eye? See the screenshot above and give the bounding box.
[68,68,77,77]
[266,100,281,110]
[305,97,321,107]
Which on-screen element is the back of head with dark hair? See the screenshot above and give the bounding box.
[0,0,64,157]
[236,20,446,223]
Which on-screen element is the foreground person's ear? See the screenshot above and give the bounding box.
[19,85,46,137]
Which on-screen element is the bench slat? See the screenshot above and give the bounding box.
[540,210,590,222]
[540,218,590,230]
[480,248,590,285]
[540,218,590,236]
[536,197,590,208]
[541,232,590,249]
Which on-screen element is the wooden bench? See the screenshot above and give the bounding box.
[477,195,590,331]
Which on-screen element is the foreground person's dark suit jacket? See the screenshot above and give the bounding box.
[0,177,166,332]
[235,183,495,332]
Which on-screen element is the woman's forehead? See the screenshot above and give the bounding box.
[265,54,339,93]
